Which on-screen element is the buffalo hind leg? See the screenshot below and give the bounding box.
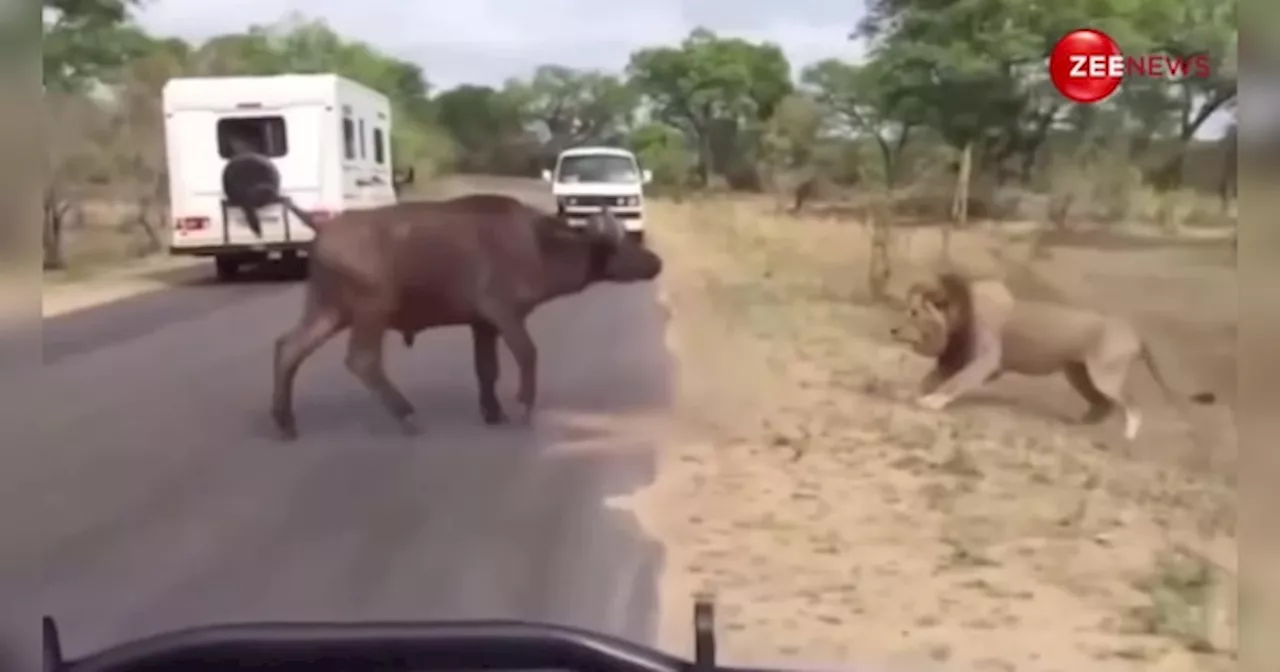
[471,321,507,424]
[273,307,346,440]
[345,322,419,434]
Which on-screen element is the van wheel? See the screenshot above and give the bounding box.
[214,256,240,281]
[626,231,646,245]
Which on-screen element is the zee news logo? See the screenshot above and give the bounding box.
[1049,28,1213,104]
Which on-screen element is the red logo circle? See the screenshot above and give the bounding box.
[1049,29,1124,104]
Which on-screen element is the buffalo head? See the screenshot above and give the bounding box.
[582,210,662,282]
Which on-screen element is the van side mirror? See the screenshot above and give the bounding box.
[541,169,553,182]
[641,169,653,184]
[393,166,415,186]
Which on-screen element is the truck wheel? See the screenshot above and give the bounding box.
[282,253,309,279]
[214,256,240,281]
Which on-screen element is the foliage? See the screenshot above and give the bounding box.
[629,122,694,192]
[43,0,148,93]
[45,3,1238,267]
[432,85,527,173]
[504,65,639,153]
[627,28,793,185]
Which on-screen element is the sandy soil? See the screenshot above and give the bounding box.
[619,198,1238,672]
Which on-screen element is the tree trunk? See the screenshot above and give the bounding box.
[1220,129,1237,215]
[867,192,893,302]
[696,131,713,187]
[945,141,973,259]
[43,188,67,271]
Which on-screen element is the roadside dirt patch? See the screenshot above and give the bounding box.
[619,198,1237,672]
[42,256,206,318]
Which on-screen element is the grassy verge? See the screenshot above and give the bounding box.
[621,197,1237,672]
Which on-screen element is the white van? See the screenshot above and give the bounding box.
[542,146,652,240]
[162,73,407,279]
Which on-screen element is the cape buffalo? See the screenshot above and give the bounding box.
[235,175,662,440]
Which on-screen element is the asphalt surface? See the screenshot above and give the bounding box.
[3,269,672,669]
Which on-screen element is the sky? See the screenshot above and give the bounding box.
[135,0,1229,138]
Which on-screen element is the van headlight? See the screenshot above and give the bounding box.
[558,197,577,208]
[617,196,639,207]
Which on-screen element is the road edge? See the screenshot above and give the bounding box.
[42,257,207,319]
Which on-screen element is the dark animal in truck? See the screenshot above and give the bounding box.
[222,153,663,439]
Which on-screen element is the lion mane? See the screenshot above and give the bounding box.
[891,271,1215,440]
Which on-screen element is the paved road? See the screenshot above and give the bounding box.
[2,271,671,668]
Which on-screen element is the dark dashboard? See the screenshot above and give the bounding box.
[44,597,758,672]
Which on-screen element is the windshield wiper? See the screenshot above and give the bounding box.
[45,594,744,672]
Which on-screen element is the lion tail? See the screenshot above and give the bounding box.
[1139,342,1216,405]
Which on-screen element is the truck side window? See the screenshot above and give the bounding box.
[217,116,287,158]
[358,119,367,159]
[342,116,356,160]
[373,128,385,165]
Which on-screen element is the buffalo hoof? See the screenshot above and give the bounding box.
[518,404,535,425]
[481,406,508,425]
[397,414,422,435]
[273,411,299,441]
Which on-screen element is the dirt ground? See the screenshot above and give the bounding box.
[619,197,1238,672]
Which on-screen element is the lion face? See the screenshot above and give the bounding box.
[889,286,951,357]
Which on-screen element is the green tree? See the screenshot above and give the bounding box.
[505,65,638,154]
[627,28,792,185]
[801,59,923,189]
[433,84,529,172]
[43,0,147,92]
[856,0,1238,201]
[629,121,693,193]
[1143,0,1238,186]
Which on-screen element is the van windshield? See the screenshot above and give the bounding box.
[556,155,639,184]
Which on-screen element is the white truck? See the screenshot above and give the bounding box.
[161,73,410,280]
[541,146,652,241]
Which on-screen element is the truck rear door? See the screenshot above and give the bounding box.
[169,105,324,248]
[220,106,324,246]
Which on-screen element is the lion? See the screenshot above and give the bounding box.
[888,271,1216,440]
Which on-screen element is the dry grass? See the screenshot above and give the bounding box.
[619,197,1237,672]
[47,199,168,275]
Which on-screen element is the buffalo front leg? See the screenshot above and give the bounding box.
[493,316,538,423]
[344,323,419,434]
[272,308,345,440]
[470,321,507,424]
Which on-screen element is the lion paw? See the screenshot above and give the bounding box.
[916,393,951,411]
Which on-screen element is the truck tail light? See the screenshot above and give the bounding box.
[305,210,335,224]
[175,217,208,231]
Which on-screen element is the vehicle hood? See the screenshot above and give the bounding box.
[551,182,643,198]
